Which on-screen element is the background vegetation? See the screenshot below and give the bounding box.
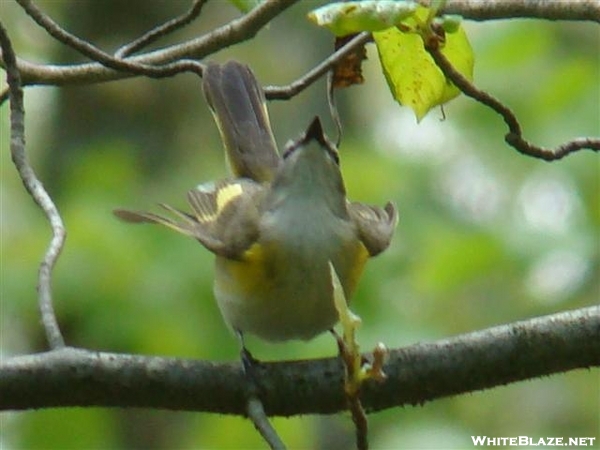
[1,1,598,448]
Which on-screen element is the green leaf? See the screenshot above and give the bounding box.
[229,0,262,13]
[330,262,361,349]
[374,16,474,121]
[307,0,417,36]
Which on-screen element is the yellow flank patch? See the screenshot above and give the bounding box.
[216,183,243,213]
[220,242,272,297]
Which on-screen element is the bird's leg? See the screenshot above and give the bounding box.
[236,330,260,396]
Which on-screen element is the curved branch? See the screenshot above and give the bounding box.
[3,0,300,86]
[440,0,600,23]
[0,21,65,349]
[2,307,598,414]
[15,0,205,79]
[426,43,600,160]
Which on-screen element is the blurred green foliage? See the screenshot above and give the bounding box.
[1,1,599,449]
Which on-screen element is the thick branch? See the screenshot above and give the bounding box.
[2,307,598,414]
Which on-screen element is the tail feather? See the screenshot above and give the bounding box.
[203,61,280,182]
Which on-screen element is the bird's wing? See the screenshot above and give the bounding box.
[348,201,398,256]
[115,178,264,259]
[186,178,264,258]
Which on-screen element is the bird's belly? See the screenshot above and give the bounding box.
[213,234,368,341]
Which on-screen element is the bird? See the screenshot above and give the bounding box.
[114,60,398,347]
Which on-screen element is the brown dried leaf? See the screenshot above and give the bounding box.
[332,34,368,88]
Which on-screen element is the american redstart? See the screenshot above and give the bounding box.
[115,61,398,343]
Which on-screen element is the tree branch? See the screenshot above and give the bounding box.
[2,0,597,90]
[1,0,300,86]
[14,0,206,79]
[2,307,598,414]
[440,0,600,23]
[0,20,65,349]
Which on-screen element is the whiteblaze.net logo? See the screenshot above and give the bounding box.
[471,436,597,447]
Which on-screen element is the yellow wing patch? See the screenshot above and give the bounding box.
[217,182,244,213]
[188,180,245,223]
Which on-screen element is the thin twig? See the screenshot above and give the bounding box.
[247,397,287,450]
[426,42,600,160]
[327,71,343,148]
[349,395,368,450]
[115,0,208,58]
[334,331,369,450]
[264,32,372,100]
[0,21,65,349]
